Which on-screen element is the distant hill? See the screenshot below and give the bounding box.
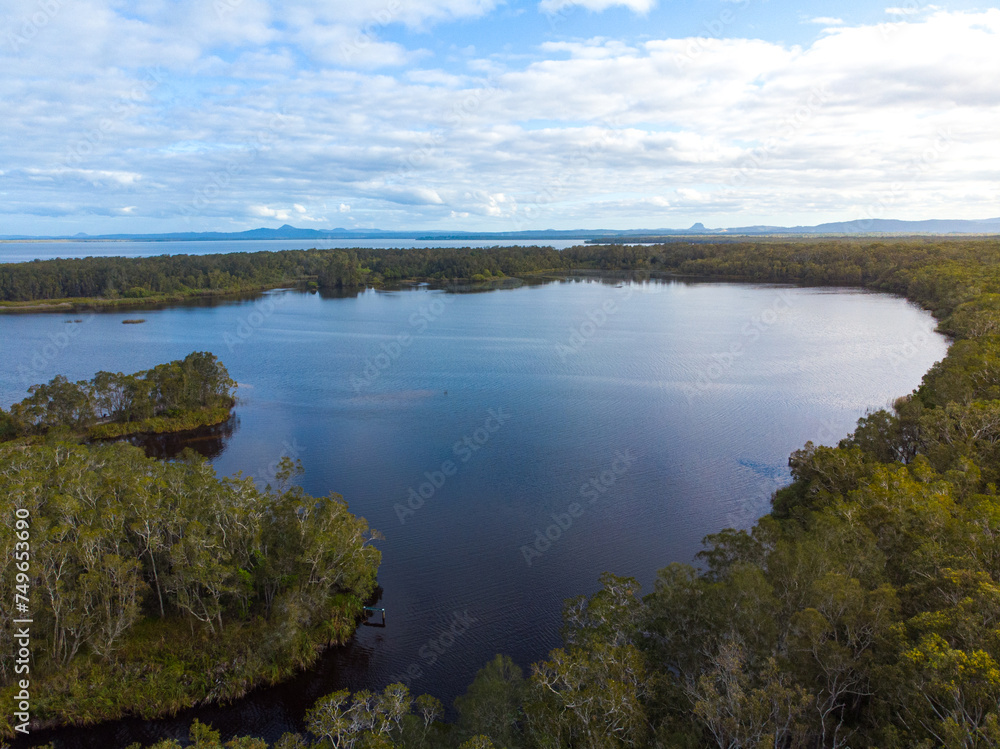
[3,218,999,243]
[601,218,1000,237]
[758,218,1000,235]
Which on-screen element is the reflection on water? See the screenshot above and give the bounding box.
[23,640,382,749]
[3,278,950,749]
[23,587,386,749]
[115,415,240,460]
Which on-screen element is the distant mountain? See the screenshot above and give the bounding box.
[604,218,1000,237]
[2,218,999,243]
[784,218,1000,235]
[587,217,1000,241]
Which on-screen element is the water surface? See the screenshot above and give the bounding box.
[0,238,580,264]
[2,278,947,747]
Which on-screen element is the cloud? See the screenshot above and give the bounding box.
[807,17,845,25]
[250,205,293,221]
[22,168,143,186]
[3,7,1000,232]
[249,203,327,222]
[539,0,656,14]
[369,185,446,206]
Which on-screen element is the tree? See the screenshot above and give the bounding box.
[901,634,1000,747]
[787,575,898,747]
[306,689,353,748]
[688,642,812,749]
[455,655,526,747]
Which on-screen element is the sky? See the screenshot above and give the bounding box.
[1,0,998,235]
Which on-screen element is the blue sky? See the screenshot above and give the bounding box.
[1,0,998,234]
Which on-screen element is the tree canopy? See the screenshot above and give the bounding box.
[9,236,1000,747]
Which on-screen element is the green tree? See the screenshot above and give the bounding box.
[455,655,526,747]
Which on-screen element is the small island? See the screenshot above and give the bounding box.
[0,353,381,737]
[0,352,237,443]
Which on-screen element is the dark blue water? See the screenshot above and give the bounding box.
[0,239,580,264]
[2,277,948,747]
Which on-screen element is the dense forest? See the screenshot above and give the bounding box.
[1,237,998,313]
[0,443,381,737]
[0,246,566,307]
[0,352,235,441]
[6,237,1000,748]
[0,356,377,740]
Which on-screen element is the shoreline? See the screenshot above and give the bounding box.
[86,403,235,441]
[3,238,997,747]
[6,596,372,740]
[0,284,306,314]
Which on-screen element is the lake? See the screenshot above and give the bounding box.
[3,276,948,747]
[0,239,582,264]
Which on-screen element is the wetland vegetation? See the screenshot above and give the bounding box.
[5,237,1000,747]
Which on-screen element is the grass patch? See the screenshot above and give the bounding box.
[0,597,365,735]
[87,405,233,440]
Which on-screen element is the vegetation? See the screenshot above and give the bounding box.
[164,236,1000,749]
[8,237,1000,747]
[3,236,1000,313]
[0,351,235,442]
[0,246,565,309]
[0,444,381,736]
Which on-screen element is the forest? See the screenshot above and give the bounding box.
[0,443,381,737]
[5,237,1000,748]
[0,351,236,441]
[0,355,378,740]
[0,246,566,307]
[1,237,998,313]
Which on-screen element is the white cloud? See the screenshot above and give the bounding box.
[4,7,1000,231]
[22,168,143,186]
[250,205,293,221]
[807,17,845,25]
[539,0,655,15]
